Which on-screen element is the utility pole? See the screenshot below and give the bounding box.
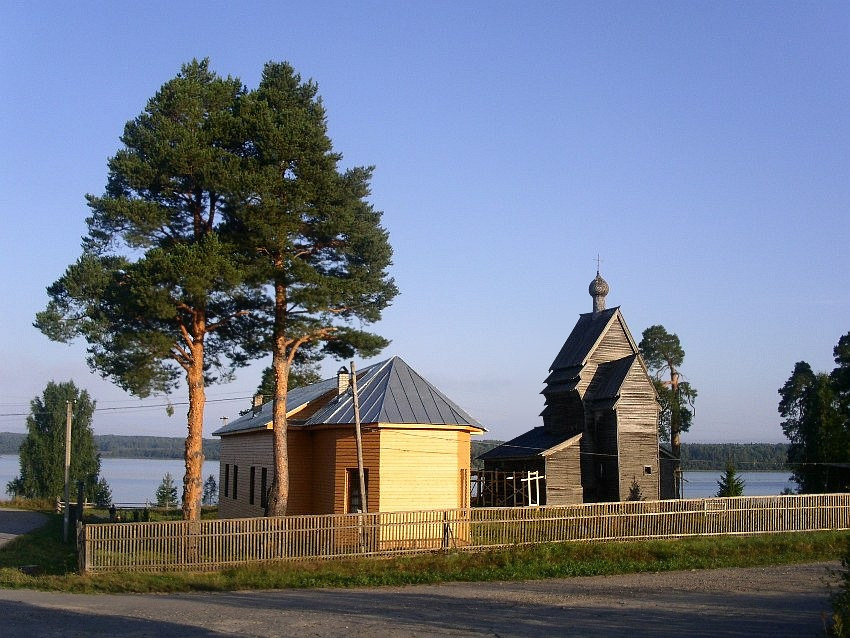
[350,361,367,514]
[63,400,73,543]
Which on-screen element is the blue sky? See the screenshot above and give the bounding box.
[1,2,847,444]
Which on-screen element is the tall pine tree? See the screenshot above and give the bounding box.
[35,60,266,520]
[780,334,849,493]
[228,62,397,515]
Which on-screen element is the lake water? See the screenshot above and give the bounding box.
[682,471,794,499]
[0,454,219,505]
[0,454,794,504]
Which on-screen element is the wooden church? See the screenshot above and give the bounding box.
[481,272,672,504]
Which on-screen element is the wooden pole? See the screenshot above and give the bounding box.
[350,361,368,514]
[63,400,73,543]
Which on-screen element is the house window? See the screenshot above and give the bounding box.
[224,464,230,498]
[644,465,653,475]
[249,466,256,505]
[347,468,369,513]
[261,467,268,509]
[233,465,238,499]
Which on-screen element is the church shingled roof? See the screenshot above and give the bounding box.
[477,426,575,461]
[549,307,619,371]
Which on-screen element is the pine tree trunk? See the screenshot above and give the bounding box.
[267,278,289,517]
[670,370,681,499]
[182,335,206,521]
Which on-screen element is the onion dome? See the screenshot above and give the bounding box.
[589,271,609,314]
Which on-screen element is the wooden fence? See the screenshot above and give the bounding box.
[77,493,850,573]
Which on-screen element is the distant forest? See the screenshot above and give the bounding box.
[472,440,790,471]
[679,443,789,471]
[0,433,787,471]
[0,432,220,460]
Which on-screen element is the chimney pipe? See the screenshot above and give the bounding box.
[252,394,264,416]
[337,366,351,396]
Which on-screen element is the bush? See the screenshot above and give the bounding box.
[831,538,850,636]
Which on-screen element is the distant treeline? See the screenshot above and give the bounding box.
[0,432,220,460]
[680,443,789,471]
[471,439,505,469]
[0,432,788,470]
[470,440,789,471]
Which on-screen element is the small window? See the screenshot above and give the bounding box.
[261,468,268,509]
[644,465,653,475]
[224,464,230,498]
[347,468,369,513]
[249,466,256,505]
[233,465,238,499]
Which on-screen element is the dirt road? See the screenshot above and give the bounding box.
[0,562,839,637]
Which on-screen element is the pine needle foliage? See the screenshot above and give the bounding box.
[716,461,746,497]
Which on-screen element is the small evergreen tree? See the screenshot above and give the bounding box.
[716,461,745,497]
[93,477,112,507]
[155,472,179,508]
[202,474,218,505]
[627,476,644,501]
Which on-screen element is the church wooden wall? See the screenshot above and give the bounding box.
[616,362,661,500]
[594,410,621,502]
[542,391,585,435]
[544,442,584,505]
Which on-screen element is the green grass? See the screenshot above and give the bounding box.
[0,513,846,593]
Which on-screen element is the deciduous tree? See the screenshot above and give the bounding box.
[6,381,107,502]
[228,62,398,515]
[35,60,266,520]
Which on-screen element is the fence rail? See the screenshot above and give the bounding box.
[78,493,850,573]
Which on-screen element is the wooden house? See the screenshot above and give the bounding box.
[213,356,485,519]
[481,273,665,504]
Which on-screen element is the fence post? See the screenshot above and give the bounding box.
[76,521,87,574]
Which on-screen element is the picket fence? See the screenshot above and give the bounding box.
[77,493,850,573]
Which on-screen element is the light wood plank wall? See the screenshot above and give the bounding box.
[378,428,468,512]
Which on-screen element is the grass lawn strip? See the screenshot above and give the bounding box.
[0,510,846,593]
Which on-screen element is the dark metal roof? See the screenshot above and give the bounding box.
[549,307,619,371]
[212,376,339,436]
[477,426,574,461]
[213,356,484,436]
[306,356,483,428]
